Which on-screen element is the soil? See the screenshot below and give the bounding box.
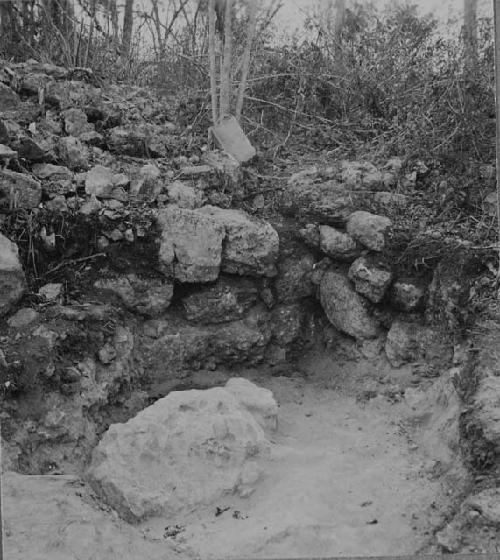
[3,346,465,559]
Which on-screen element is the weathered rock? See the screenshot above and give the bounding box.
[0,83,20,110]
[167,180,204,209]
[0,233,26,316]
[7,307,39,328]
[0,143,17,162]
[274,252,315,303]
[182,277,258,324]
[57,136,89,169]
[202,150,241,189]
[0,169,41,210]
[298,223,320,248]
[282,176,362,226]
[340,160,383,190]
[346,211,392,251]
[319,270,380,339]
[270,303,307,346]
[86,384,272,522]
[38,283,63,302]
[348,256,392,303]
[45,195,68,212]
[225,377,278,431]
[85,165,114,198]
[319,225,361,261]
[15,133,56,162]
[62,108,94,137]
[94,274,173,317]
[106,126,147,157]
[199,205,279,277]
[385,320,453,367]
[390,278,425,311]
[32,163,72,180]
[79,195,102,215]
[157,206,224,283]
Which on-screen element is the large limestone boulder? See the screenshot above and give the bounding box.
[157,206,225,282]
[225,377,278,432]
[0,233,26,316]
[86,383,274,522]
[199,205,279,277]
[346,211,392,251]
[348,256,392,303]
[181,277,258,324]
[319,269,379,339]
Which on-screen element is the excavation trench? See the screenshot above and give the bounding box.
[3,332,469,560]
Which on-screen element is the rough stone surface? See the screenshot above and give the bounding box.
[348,256,392,303]
[57,136,89,169]
[385,320,453,368]
[62,108,94,137]
[340,160,383,190]
[0,233,26,316]
[319,225,361,262]
[167,180,204,209]
[85,165,115,198]
[157,206,224,283]
[7,307,39,328]
[86,384,272,522]
[38,283,63,302]
[32,163,72,181]
[0,83,20,110]
[199,205,279,277]
[0,169,42,210]
[270,303,307,347]
[319,269,379,340]
[274,251,315,303]
[182,277,258,324]
[282,177,362,226]
[346,211,392,251]
[390,279,425,312]
[94,274,173,317]
[225,377,278,432]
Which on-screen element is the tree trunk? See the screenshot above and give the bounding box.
[463,0,478,75]
[494,0,500,279]
[236,0,258,122]
[208,0,219,124]
[219,0,232,118]
[122,0,135,56]
[334,0,346,63]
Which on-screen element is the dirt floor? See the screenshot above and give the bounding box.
[3,346,465,559]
